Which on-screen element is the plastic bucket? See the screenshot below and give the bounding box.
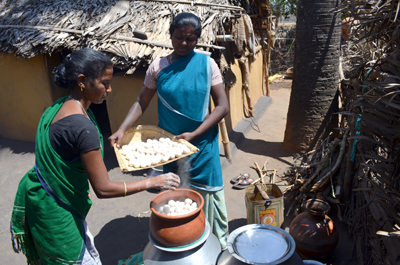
[244,184,284,227]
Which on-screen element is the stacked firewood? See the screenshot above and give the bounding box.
[283,1,400,264]
[282,131,347,218]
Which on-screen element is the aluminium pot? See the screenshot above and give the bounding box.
[143,228,221,265]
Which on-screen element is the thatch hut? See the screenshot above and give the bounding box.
[0,0,273,142]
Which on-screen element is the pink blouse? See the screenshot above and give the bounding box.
[144,53,223,89]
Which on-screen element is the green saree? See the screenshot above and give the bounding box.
[10,96,103,264]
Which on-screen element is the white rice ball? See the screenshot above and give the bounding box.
[175,148,183,157]
[162,205,170,214]
[161,155,169,163]
[132,160,141,168]
[129,143,138,151]
[175,206,183,213]
[126,154,136,161]
[182,147,191,154]
[153,155,162,165]
[144,148,154,155]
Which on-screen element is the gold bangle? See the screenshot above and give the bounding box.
[123,182,127,197]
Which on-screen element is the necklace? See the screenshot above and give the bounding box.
[68,96,88,116]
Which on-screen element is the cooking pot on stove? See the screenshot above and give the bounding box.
[143,221,221,265]
[149,188,205,247]
[217,224,303,265]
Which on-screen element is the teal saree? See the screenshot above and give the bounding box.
[156,51,223,189]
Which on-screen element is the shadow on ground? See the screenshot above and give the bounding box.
[95,216,150,265]
[229,130,294,166]
[228,218,247,233]
[0,138,35,154]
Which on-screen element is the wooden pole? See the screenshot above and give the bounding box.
[219,118,232,163]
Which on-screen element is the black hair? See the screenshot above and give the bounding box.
[169,12,202,38]
[53,48,113,89]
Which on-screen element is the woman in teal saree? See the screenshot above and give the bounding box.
[110,13,230,249]
[11,49,180,265]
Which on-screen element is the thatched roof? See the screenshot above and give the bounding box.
[0,0,270,74]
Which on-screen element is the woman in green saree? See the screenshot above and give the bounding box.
[109,13,230,249]
[11,48,180,265]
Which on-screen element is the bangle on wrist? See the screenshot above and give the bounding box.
[123,182,127,197]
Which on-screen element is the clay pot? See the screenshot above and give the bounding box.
[149,188,205,247]
[289,199,339,259]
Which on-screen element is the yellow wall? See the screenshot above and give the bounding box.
[0,50,265,142]
[224,50,265,133]
[0,54,55,142]
[106,69,159,134]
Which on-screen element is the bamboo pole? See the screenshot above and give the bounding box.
[0,24,87,34]
[114,35,225,50]
[257,16,269,96]
[219,118,232,163]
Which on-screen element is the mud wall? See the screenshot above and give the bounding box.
[0,51,265,142]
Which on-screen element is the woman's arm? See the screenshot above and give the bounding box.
[108,85,156,148]
[175,82,229,142]
[81,148,180,198]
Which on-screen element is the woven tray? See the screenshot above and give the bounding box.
[114,125,199,172]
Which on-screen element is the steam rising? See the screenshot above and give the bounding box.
[176,156,191,188]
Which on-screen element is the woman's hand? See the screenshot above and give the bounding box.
[153,173,181,190]
[175,132,195,143]
[109,129,125,148]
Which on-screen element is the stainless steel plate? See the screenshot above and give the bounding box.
[226,224,295,265]
[148,221,211,252]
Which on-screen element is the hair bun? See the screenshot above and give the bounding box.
[53,64,68,88]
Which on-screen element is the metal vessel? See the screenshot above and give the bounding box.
[216,224,303,265]
[142,221,221,265]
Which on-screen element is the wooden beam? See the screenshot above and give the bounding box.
[144,0,244,11]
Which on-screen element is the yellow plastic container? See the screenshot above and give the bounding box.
[245,184,284,227]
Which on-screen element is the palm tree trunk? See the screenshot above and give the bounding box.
[283,0,341,153]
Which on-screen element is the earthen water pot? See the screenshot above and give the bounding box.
[289,199,339,259]
[149,188,205,247]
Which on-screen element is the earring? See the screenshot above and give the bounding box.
[80,84,84,92]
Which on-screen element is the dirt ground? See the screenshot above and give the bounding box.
[0,79,356,264]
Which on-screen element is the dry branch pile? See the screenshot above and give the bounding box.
[284,1,400,264]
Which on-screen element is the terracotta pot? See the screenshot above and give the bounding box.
[149,188,205,247]
[289,199,339,259]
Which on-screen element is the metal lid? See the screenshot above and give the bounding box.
[227,224,296,265]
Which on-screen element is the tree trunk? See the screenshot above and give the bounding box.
[283,0,341,153]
